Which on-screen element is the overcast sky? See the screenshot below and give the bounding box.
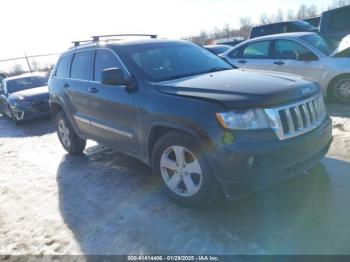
[0,0,334,69]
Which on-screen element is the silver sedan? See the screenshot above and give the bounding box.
[221,32,350,103]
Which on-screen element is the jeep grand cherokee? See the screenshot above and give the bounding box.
[48,34,332,208]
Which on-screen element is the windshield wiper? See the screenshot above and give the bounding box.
[207,67,232,73]
[160,68,232,81]
[161,72,207,81]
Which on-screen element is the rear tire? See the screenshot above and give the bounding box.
[151,130,220,208]
[56,111,86,154]
[329,75,350,103]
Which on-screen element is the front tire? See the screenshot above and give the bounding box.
[330,76,350,103]
[56,111,86,154]
[151,131,220,208]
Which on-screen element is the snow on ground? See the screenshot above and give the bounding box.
[0,103,350,255]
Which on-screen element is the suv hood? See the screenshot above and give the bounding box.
[9,86,49,101]
[156,70,319,109]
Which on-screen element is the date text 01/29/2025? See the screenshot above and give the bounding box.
[127,255,220,261]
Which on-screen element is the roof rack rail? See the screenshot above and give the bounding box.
[71,40,93,47]
[91,34,157,42]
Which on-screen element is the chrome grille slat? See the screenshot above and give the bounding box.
[308,101,317,124]
[316,98,322,119]
[284,108,295,133]
[313,99,320,120]
[264,95,326,140]
[294,107,304,129]
[302,104,311,127]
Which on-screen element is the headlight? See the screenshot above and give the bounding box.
[216,108,270,130]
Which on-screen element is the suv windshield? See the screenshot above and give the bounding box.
[6,76,48,94]
[120,42,233,81]
[301,34,331,55]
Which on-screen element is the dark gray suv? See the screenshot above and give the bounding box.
[49,34,332,208]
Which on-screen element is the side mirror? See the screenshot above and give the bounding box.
[297,52,318,61]
[101,68,134,88]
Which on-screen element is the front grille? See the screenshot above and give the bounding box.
[265,95,326,140]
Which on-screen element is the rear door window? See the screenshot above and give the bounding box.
[71,51,93,81]
[242,41,271,59]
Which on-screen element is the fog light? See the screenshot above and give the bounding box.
[248,157,255,167]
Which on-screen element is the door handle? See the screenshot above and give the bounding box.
[274,61,285,65]
[238,60,247,64]
[88,87,98,94]
[62,83,69,88]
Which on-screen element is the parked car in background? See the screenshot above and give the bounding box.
[222,32,350,103]
[249,20,317,39]
[203,44,232,55]
[0,76,4,93]
[0,73,50,124]
[49,34,332,208]
[319,5,350,50]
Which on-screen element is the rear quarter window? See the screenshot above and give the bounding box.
[55,54,72,78]
[228,46,244,58]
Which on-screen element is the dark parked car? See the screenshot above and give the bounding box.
[49,35,332,208]
[319,5,350,50]
[203,44,232,55]
[250,20,317,39]
[0,73,50,124]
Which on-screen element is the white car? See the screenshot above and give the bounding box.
[221,32,350,103]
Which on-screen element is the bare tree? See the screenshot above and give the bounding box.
[31,59,40,72]
[259,13,271,25]
[239,17,253,39]
[223,23,231,38]
[306,4,318,17]
[329,0,350,9]
[10,64,25,76]
[185,0,347,45]
[297,4,308,19]
[274,9,285,22]
[213,26,221,39]
[199,30,209,45]
[286,9,295,20]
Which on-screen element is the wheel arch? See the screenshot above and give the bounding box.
[49,98,83,138]
[50,101,64,119]
[146,121,212,164]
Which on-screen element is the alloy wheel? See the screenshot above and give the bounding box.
[334,79,350,103]
[58,119,71,148]
[160,145,202,197]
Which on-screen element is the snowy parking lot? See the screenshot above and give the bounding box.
[0,103,350,255]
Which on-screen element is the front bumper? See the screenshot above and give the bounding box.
[11,100,51,121]
[205,117,333,201]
